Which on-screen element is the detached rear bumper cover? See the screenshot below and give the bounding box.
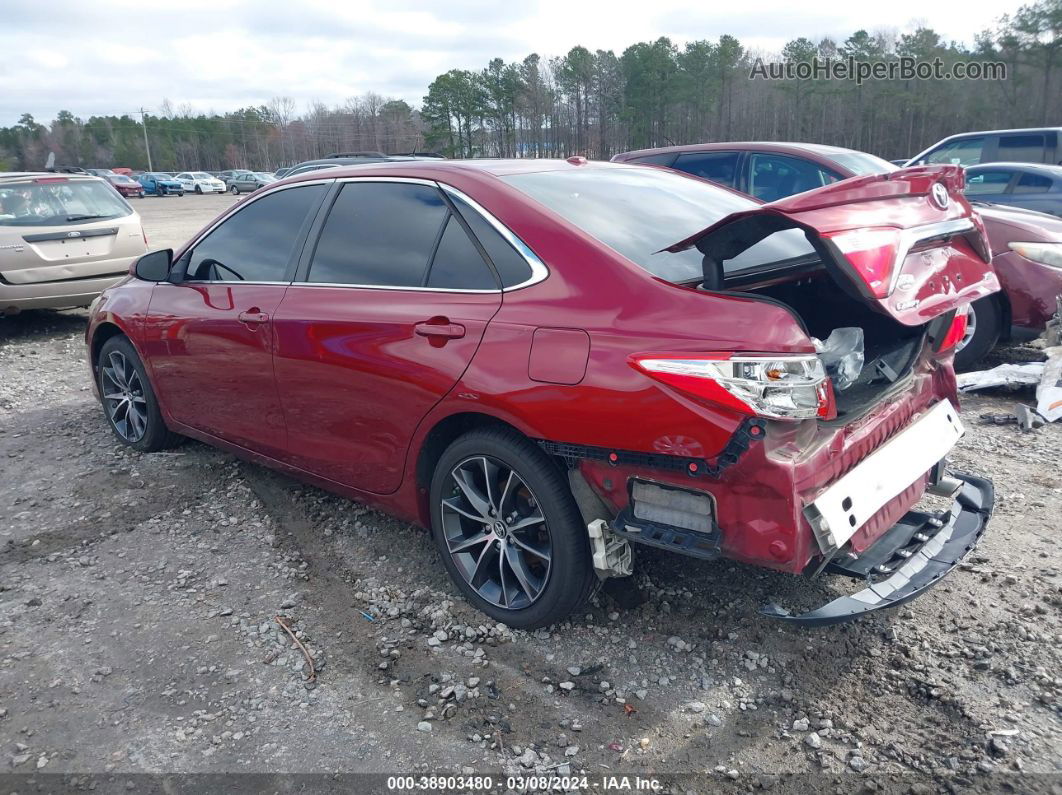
[762,472,993,626]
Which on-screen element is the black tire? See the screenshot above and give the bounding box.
[429,427,596,629]
[954,296,1002,371]
[195,185,203,194]
[230,184,240,195]
[97,336,182,452]
[177,191,185,197]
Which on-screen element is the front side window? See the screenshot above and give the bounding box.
[673,151,741,187]
[965,170,1014,195]
[923,136,985,166]
[0,179,131,227]
[185,185,326,281]
[1014,172,1053,194]
[308,182,448,287]
[999,134,1046,163]
[747,153,839,201]
[503,166,814,283]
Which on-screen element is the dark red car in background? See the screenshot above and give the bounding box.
[104,173,146,199]
[614,141,1062,369]
[86,159,995,627]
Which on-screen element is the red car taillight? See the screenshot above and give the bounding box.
[937,307,969,352]
[821,227,902,299]
[629,352,835,421]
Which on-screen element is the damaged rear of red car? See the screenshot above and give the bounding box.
[498,162,997,625]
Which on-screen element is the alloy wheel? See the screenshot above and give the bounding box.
[101,350,148,442]
[439,455,552,610]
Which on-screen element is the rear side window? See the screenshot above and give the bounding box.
[999,134,1046,163]
[427,215,497,289]
[965,170,1014,195]
[449,194,533,287]
[1014,172,1053,194]
[924,136,985,166]
[673,151,740,187]
[0,179,131,227]
[747,153,839,202]
[308,182,448,286]
[185,184,325,281]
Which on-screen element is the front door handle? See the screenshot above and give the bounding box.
[238,308,269,326]
[414,320,466,340]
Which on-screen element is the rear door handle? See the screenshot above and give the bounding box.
[238,309,269,325]
[414,320,465,339]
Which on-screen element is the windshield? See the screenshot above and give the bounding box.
[501,166,815,282]
[112,175,135,184]
[192,172,211,179]
[255,172,275,179]
[0,179,132,227]
[826,151,897,176]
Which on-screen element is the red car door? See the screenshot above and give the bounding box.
[271,179,506,494]
[143,183,328,457]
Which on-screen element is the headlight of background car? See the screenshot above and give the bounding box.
[1009,241,1062,269]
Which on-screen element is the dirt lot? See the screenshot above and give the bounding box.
[1,196,1060,793]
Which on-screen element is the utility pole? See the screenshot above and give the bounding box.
[138,108,153,170]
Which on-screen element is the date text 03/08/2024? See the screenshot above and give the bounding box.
[385,774,662,791]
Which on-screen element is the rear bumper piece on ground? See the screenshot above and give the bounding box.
[762,472,993,626]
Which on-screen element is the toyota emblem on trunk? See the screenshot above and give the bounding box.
[930,183,949,209]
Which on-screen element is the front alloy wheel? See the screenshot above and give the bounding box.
[101,349,148,443]
[230,184,240,195]
[440,455,552,610]
[97,336,182,452]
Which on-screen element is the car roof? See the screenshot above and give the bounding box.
[281,158,644,183]
[0,172,105,182]
[931,127,1062,140]
[966,161,1062,175]
[614,141,870,160]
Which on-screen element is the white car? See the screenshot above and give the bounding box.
[173,172,226,194]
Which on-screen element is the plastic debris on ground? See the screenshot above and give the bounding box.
[1036,346,1062,422]
[957,362,1044,393]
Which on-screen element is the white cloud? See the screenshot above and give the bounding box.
[0,0,1025,124]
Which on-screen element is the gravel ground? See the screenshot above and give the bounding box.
[0,197,1059,793]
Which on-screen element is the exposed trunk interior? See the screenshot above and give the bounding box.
[744,273,926,419]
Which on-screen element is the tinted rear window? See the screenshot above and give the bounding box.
[502,166,815,283]
[0,179,131,227]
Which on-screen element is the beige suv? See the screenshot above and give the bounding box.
[0,173,148,313]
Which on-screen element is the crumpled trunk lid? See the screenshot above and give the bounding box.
[666,165,1000,326]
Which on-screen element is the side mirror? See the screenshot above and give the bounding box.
[132,249,173,281]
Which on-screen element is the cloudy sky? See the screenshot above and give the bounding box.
[0,0,1025,125]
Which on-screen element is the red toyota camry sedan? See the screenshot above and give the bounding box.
[86,159,996,627]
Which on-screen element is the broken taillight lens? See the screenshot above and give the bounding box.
[821,227,901,299]
[630,353,834,421]
[938,307,969,352]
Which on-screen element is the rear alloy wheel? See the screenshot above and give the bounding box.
[98,336,181,452]
[430,428,595,628]
[954,296,1002,371]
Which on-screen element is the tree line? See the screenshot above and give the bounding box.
[1,0,1059,172]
